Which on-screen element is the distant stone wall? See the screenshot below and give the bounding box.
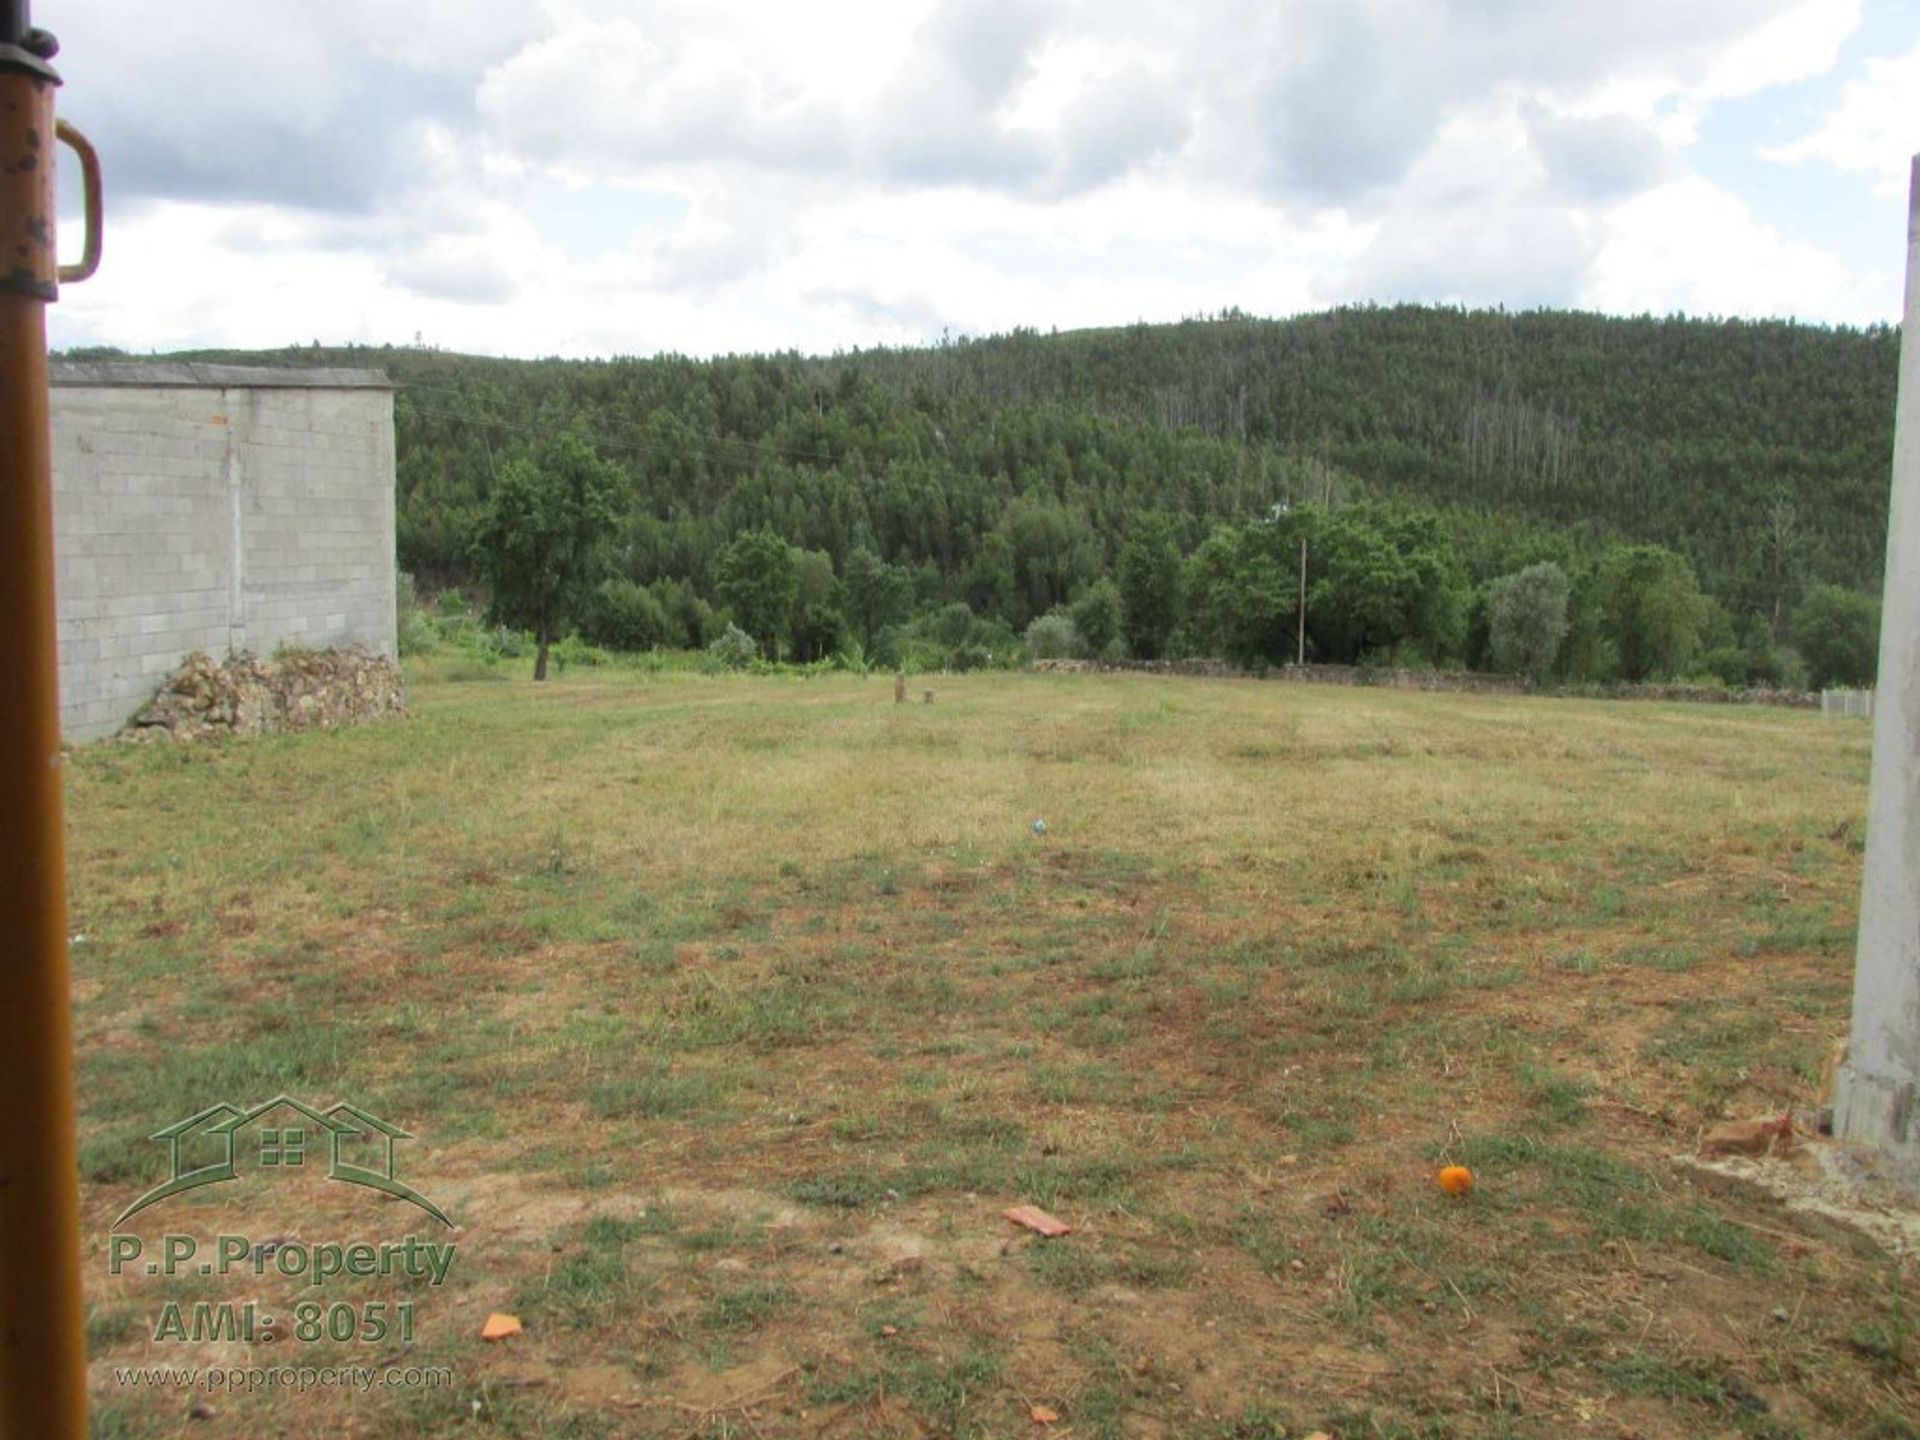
[124,647,405,742]
[1032,658,1243,679]
[50,363,396,742]
[1032,657,1819,709]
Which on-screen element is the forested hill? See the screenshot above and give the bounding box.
[840,307,1900,599]
[124,304,1898,621]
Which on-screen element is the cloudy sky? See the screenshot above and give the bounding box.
[42,0,1920,359]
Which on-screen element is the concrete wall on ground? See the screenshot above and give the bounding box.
[49,363,396,742]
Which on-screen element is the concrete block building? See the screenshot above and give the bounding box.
[49,363,397,741]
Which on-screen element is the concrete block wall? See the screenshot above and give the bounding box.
[49,364,396,742]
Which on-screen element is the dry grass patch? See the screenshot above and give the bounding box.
[68,667,1914,1439]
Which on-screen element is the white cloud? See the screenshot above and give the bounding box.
[1545,0,1860,149]
[1766,35,1920,196]
[41,0,1904,356]
[1698,0,1862,98]
[1524,104,1678,202]
[476,17,851,176]
[1337,105,1602,308]
[1581,176,1886,323]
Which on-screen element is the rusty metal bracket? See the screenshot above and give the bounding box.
[54,116,96,283]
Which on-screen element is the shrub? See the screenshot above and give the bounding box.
[651,579,711,649]
[707,623,758,671]
[1794,585,1880,689]
[1070,578,1125,658]
[1487,562,1570,683]
[929,602,980,649]
[552,635,612,672]
[1694,641,1807,690]
[1025,609,1082,660]
[580,577,669,652]
[948,642,993,672]
[487,626,530,659]
[1368,639,1437,671]
[396,572,438,657]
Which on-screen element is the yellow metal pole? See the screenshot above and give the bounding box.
[0,5,95,1435]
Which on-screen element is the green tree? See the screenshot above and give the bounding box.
[994,497,1104,627]
[470,433,620,681]
[1175,518,1297,672]
[1556,564,1618,682]
[789,547,844,662]
[1119,515,1183,658]
[715,530,797,661]
[1070,578,1126,658]
[1794,584,1880,688]
[841,547,913,652]
[962,532,1019,625]
[650,577,713,648]
[1594,545,1706,681]
[1307,506,1465,665]
[1487,562,1571,684]
[1182,520,1298,667]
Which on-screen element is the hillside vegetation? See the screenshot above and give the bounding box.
[90,304,1899,684]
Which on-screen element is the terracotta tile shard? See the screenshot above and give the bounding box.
[1701,1114,1795,1158]
[482,1313,524,1341]
[1004,1205,1072,1237]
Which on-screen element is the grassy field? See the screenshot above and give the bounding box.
[68,665,1916,1439]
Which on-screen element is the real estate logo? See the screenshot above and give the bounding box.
[116,1093,454,1229]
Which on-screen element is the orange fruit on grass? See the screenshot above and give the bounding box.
[1436,1165,1475,1196]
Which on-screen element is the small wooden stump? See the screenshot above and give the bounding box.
[894,672,906,705]
[922,690,934,705]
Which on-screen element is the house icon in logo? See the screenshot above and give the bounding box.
[116,1095,453,1228]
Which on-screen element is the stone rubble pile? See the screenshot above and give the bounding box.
[124,646,405,742]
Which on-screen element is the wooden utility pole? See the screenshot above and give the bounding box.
[1296,535,1307,667]
[0,5,100,1434]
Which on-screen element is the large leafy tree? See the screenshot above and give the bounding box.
[1794,584,1880,688]
[1595,544,1706,681]
[715,530,797,660]
[840,546,913,654]
[1182,516,1302,667]
[1306,505,1465,665]
[789,548,844,662]
[1118,515,1183,659]
[993,496,1104,628]
[471,432,621,681]
[1487,562,1571,684]
[962,531,1019,624]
